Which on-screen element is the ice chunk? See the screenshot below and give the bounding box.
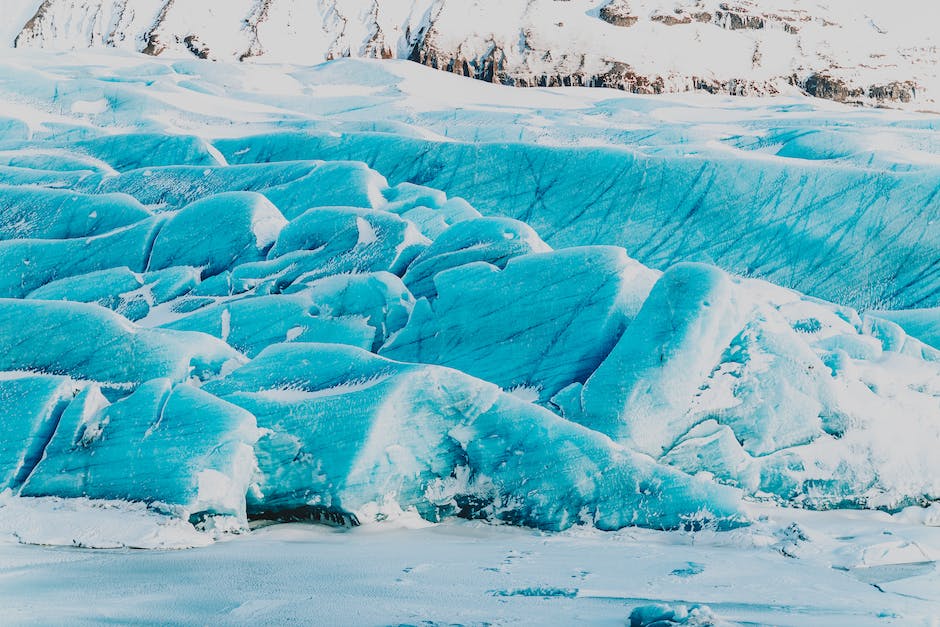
[391,197,481,240]
[0,149,114,174]
[301,272,415,350]
[694,315,838,457]
[28,266,200,321]
[162,293,375,357]
[0,165,96,190]
[0,299,242,387]
[381,182,448,214]
[0,216,165,297]
[816,332,883,361]
[205,343,743,531]
[871,308,940,351]
[263,161,389,219]
[269,206,428,273]
[451,388,744,531]
[382,183,480,239]
[579,263,748,456]
[222,208,429,294]
[862,314,940,361]
[403,217,552,299]
[382,247,659,401]
[21,379,258,519]
[88,161,388,218]
[86,161,320,209]
[629,603,726,627]
[0,186,150,240]
[0,374,77,491]
[148,192,287,278]
[74,133,225,171]
[660,421,758,492]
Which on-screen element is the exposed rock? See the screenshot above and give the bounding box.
[589,61,666,94]
[361,0,395,60]
[599,0,639,28]
[141,0,176,57]
[802,72,865,103]
[13,1,54,48]
[182,35,210,60]
[651,13,693,26]
[715,9,765,30]
[869,81,917,103]
[239,0,273,61]
[711,3,801,34]
[410,36,508,84]
[692,76,778,97]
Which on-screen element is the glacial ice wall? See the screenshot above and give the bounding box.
[0,52,938,529]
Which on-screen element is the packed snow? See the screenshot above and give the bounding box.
[1,497,939,625]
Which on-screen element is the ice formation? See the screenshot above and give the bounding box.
[0,51,938,532]
[2,54,938,309]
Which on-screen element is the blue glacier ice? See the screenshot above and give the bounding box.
[579,263,748,456]
[299,272,415,350]
[0,149,113,174]
[381,183,480,240]
[207,57,940,311]
[0,53,938,531]
[0,186,149,239]
[871,308,940,351]
[0,374,76,491]
[29,266,201,322]
[0,216,165,298]
[148,192,286,277]
[85,161,389,219]
[72,133,225,171]
[402,217,552,299]
[203,343,743,530]
[162,293,376,357]
[267,206,428,276]
[20,380,257,519]
[382,246,658,401]
[0,299,242,387]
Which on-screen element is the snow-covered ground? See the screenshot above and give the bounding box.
[2,497,940,625]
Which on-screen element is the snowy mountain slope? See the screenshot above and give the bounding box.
[0,52,939,534]
[4,0,939,107]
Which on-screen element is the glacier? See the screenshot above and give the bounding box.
[1,54,936,309]
[0,50,938,540]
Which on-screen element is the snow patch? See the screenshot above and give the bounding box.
[0,492,213,549]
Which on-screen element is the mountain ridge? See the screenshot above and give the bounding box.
[4,0,938,108]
